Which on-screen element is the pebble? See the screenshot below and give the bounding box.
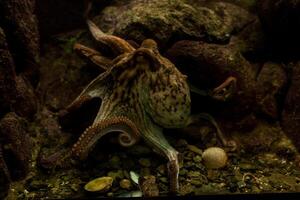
[107,170,124,180]
[202,147,228,169]
[156,164,166,175]
[193,155,202,163]
[84,177,113,193]
[187,145,203,155]
[119,179,132,190]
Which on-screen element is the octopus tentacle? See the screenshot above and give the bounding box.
[141,121,179,193]
[210,76,237,101]
[71,116,140,160]
[74,43,112,70]
[65,68,113,112]
[84,0,135,55]
[86,20,135,55]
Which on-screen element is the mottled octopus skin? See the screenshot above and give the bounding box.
[42,1,236,194]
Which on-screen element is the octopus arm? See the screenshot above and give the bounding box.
[65,70,113,112]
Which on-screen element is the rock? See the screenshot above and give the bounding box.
[282,62,300,152]
[0,112,31,180]
[166,40,257,119]
[0,27,18,116]
[187,145,203,155]
[129,171,140,185]
[0,145,10,199]
[107,170,124,181]
[202,147,228,169]
[256,62,287,119]
[232,121,288,153]
[0,28,37,119]
[94,0,254,48]
[231,18,266,56]
[179,183,195,195]
[39,40,98,112]
[84,176,113,193]
[138,158,151,168]
[119,179,132,190]
[138,175,159,197]
[156,164,166,175]
[0,0,40,82]
[13,75,37,119]
[193,155,202,163]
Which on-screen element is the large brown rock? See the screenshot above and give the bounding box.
[0,28,18,116]
[94,0,254,48]
[0,112,31,180]
[0,0,40,82]
[0,144,10,199]
[256,62,287,119]
[0,27,37,119]
[282,62,300,151]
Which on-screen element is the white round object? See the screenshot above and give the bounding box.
[202,147,228,169]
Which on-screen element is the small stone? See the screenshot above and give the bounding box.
[187,145,203,155]
[84,177,113,193]
[190,179,203,186]
[159,177,168,183]
[156,164,166,175]
[193,155,202,163]
[107,170,124,180]
[138,158,151,167]
[207,169,220,181]
[107,192,114,197]
[139,175,159,197]
[129,171,140,185]
[179,168,188,176]
[202,147,228,169]
[187,171,201,178]
[119,179,132,190]
[179,183,195,195]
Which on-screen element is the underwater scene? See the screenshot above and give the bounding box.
[0,0,300,199]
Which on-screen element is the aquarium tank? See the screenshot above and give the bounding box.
[0,0,300,199]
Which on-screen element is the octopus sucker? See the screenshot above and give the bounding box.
[71,116,140,160]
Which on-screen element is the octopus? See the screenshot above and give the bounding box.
[40,1,237,194]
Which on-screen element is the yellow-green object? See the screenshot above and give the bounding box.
[84,177,113,193]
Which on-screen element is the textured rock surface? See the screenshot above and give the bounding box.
[282,62,300,151]
[232,121,285,153]
[0,112,31,180]
[256,62,287,119]
[94,0,254,48]
[0,144,10,199]
[0,0,40,81]
[0,28,37,119]
[0,27,18,116]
